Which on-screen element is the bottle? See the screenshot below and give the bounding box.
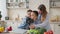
[0,11,2,20]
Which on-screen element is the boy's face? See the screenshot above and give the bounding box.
[31,12,37,20]
[27,12,31,18]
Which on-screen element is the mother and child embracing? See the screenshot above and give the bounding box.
[18,4,53,34]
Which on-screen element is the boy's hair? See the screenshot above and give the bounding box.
[27,9,32,12]
[32,11,38,17]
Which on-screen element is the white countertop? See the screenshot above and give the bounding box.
[10,28,27,34]
[49,22,60,24]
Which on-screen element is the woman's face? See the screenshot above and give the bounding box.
[38,9,42,14]
[31,12,37,20]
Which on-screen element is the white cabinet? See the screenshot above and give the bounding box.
[6,0,29,8]
[7,0,26,3]
[50,24,55,32]
[55,24,60,31]
[50,0,60,8]
[50,23,60,34]
[54,24,60,34]
[7,0,14,3]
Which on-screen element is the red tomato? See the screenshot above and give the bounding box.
[48,30,53,34]
[7,26,12,31]
[44,32,49,34]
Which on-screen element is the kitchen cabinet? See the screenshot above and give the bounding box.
[50,0,60,22]
[50,22,60,34]
[55,24,60,31]
[6,0,29,8]
[50,1,60,34]
[54,24,60,34]
[50,0,60,8]
[50,24,55,32]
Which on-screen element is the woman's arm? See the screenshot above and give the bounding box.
[35,15,49,28]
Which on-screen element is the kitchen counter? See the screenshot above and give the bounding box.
[49,22,60,24]
[50,22,60,34]
[9,29,27,34]
[0,29,27,34]
[0,32,20,34]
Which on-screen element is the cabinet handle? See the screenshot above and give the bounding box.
[58,24,60,26]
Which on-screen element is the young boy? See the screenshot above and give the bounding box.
[18,9,33,30]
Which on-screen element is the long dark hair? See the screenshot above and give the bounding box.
[38,4,47,22]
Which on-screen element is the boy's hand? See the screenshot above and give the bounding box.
[29,24,35,29]
[27,33,29,34]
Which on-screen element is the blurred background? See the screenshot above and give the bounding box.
[0,0,60,34]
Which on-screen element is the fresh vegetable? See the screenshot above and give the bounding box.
[48,30,53,34]
[36,27,47,34]
[27,29,39,34]
[0,27,5,33]
[7,26,12,31]
[44,32,49,34]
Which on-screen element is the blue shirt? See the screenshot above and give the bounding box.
[38,14,41,21]
[18,17,30,29]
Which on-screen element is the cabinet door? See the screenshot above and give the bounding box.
[50,24,55,32]
[55,2,60,7]
[54,24,60,34]
[10,0,14,2]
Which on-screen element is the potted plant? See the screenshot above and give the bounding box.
[0,11,2,20]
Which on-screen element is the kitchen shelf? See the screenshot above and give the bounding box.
[50,6,60,8]
[50,0,60,8]
[7,6,27,9]
[6,0,29,9]
[50,0,60,2]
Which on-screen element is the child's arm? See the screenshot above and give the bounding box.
[29,24,35,29]
[26,30,29,34]
[27,32,29,34]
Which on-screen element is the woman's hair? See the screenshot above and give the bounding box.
[32,11,38,17]
[38,4,47,22]
[38,4,46,11]
[27,9,32,12]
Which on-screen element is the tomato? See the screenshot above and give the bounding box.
[7,26,12,31]
[44,32,49,34]
[48,30,53,34]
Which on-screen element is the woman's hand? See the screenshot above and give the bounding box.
[29,24,35,29]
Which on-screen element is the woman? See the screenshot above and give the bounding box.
[30,4,51,31]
